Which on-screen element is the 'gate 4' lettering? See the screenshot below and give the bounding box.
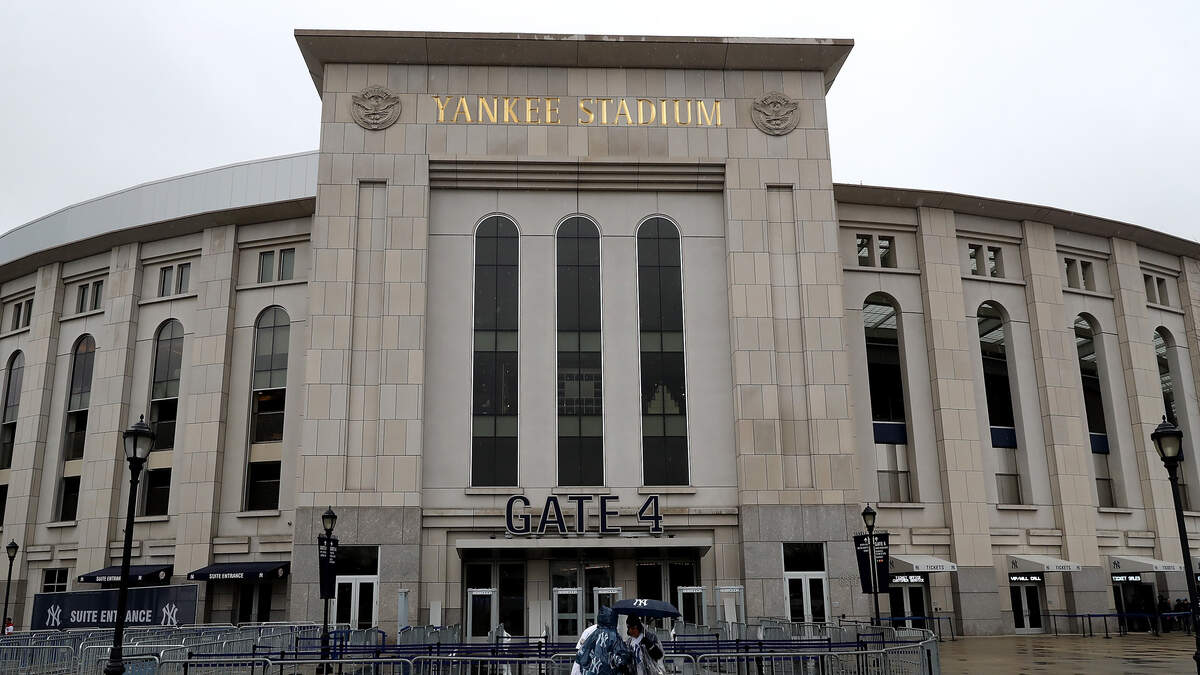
[505,494,664,535]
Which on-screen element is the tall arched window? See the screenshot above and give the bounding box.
[1154,327,1188,509]
[638,217,688,486]
[248,307,289,511]
[1,351,23,470]
[150,320,184,450]
[978,302,1021,504]
[864,294,911,502]
[1075,316,1114,507]
[472,216,519,487]
[557,217,602,486]
[60,335,95,521]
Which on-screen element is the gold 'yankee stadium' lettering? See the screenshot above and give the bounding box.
[431,95,721,126]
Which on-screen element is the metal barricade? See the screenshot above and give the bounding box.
[0,644,75,674]
[412,654,556,675]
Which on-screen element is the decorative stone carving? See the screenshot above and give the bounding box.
[351,85,402,130]
[750,91,801,136]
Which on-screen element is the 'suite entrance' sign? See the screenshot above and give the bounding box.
[432,96,722,127]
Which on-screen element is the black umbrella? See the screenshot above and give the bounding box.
[610,599,681,618]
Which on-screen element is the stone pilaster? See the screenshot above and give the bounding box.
[173,225,239,616]
[914,207,1000,635]
[7,263,63,627]
[1019,220,1106,614]
[1108,239,1179,559]
[76,244,141,576]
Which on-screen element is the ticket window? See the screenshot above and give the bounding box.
[1008,574,1044,634]
[1111,573,1155,632]
[887,575,928,629]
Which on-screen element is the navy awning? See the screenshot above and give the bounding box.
[78,564,172,584]
[187,561,290,582]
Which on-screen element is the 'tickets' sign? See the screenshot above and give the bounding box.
[505,495,663,535]
[31,584,197,630]
[854,532,891,595]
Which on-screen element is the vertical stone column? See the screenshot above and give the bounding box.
[1109,240,1180,559]
[294,62,426,634]
[730,71,861,621]
[8,263,63,626]
[1018,220,1106,613]
[173,225,238,617]
[914,207,1000,635]
[75,244,141,576]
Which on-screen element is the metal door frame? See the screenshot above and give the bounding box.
[553,587,585,642]
[466,587,499,642]
[593,586,623,623]
[676,585,708,626]
[1011,582,1044,634]
[334,575,380,630]
[715,585,745,623]
[784,572,830,624]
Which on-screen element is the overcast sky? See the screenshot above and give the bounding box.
[2,1,1197,240]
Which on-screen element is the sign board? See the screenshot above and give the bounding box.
[890,574,926,585]
[31,584,197,630]
[853,532,890,594]
[1111,574,1143,583]
[1008,573,1043,583]
[505,494,663,535]
[318,534,339,600]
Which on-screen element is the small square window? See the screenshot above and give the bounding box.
[246,461,281,511]
[90,280,103,311]
[158,267,174,298]
[968,244,982,275]
[1080,261,1095,291]
[142,468,171,517]
[986,247,1003,278]
[258,252,275,284]
[58,476,80,521]
[278,249,295,281]
[176,263,191,294]
[877,236,896,268]
[76,285,89,314]
[856,235,874,267]
[42,568,68,593]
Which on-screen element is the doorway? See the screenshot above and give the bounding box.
[1113,580,1156,632]
[886,579,927,629]
[552,587,584,642]
[1009,583,1043,633]
[335,576,378,630]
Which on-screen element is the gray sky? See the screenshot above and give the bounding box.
[2,1,1197,239]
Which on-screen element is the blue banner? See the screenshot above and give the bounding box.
[31,584,197,629]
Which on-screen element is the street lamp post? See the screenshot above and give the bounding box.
[861,504,881,627]
[103,416,155,675]
[319,506,338,665]
[3,539,18,633]
[1151,416,1200,674]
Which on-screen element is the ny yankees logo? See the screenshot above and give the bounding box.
[46,604,62,627]
[160,602,179,626]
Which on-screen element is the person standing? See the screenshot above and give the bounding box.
[571,622,599,675]
[626,616,664,675]
[3,618,11,635]
[575,607,633,675]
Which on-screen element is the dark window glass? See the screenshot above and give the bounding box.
[42,568,68,593]
[864,298,905,424]
[251,390,286,443]
[638,218,688,486]
[0,484,6,525]
[90,280,103,311]
[1075,317,1108,435]
[8,304,19,332]
[636,563,663,600]
[558,218,603,486]
[279,249,295,281]
[252,308,289,445]
[176,263,190,294]
[143,468,171,516]
[258,251,275,284]
[59,476,80,521]
[68,336,96,412]
[76,285,88,314]
[151,321,184,450]
[336,546,380,575]
[158,267,174,297]
[64,411,88,460]
[246,461,281,511]
[978,303,1015,428]
[150,399,178,452]
[498,562,525,636]
[472,217,519,487]
[1,352,23,470]
[1155,329,1177,425]
[783,543,825,572]
[257,582,274,622]
[238,584,256,623]
[22,299,32,327]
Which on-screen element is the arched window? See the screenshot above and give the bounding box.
[638,217,688,486]
[1154,327,1188,510]
[247,307,289,512]
[557,217,602,486]
[472,216,519,487]
[978,302,1021,504]
[1,351,24,470]
[864,294,911,502]
[60,335,95,521]
[1075,316,1114,507]
[150,320,184,450]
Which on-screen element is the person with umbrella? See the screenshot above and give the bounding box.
[575,606,634,675]
[625,615,665,675]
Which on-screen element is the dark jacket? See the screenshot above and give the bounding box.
[575,607,633,675]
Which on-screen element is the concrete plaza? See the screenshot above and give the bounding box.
[939,634,1198,674]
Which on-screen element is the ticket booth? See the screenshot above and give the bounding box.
[1006,554,1081,635]
[1108,555,1183,632]
[886,554,957,630]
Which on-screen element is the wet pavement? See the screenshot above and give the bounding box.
[939,633,1197,673]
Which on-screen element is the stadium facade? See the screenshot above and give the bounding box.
[0,30,1197,637]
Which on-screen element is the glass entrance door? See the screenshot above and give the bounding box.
[553,587,584,642]
[334,575,379,630]
[886,584,928,629]
[1010,583,1043,633]
[786,575,828,628]
[467,588,498,642]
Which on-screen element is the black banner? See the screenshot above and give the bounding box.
[853,532,890,594]
[31,584,197,630]
[318,534,338,600]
